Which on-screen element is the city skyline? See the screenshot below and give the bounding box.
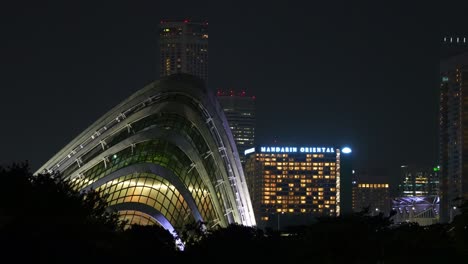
[1,1,468,189]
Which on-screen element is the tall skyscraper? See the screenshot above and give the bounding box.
[159,20,208,83]
[217,90,256,165]
[439,51,468,222]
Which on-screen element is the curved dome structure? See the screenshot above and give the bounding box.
[36,74,256,233]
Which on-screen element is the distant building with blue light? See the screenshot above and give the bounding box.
[392,196,440,226]
[244,145,353,230]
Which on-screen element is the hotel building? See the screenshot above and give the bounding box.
[244,146,352,229]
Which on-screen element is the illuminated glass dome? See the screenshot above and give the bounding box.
[36,74,256,234]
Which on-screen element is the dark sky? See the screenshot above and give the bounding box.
[1,1,467,186]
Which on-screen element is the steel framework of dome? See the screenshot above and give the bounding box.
[36,74,256,234]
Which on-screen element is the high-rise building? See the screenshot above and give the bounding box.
[159,20,208,83]
[398,166,439,197]
[244,145,353,230]
[352,183,390,216]
[217,90,255,165]
[441,36,468,59]
[439,51,468,222]
[35,74,256,237]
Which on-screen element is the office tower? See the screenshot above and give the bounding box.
[159,20,208,83]
[217,90,255,165]
[244,145,353,230]
[398,166,439,197]
[439,51,468,222]
[352,183,390,216]
[36,74,256,236]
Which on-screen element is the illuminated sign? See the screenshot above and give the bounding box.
[244,147,255,155]
[341,147,352,154]
[260,146,335,153]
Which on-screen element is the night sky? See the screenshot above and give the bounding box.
[1,1,468,186]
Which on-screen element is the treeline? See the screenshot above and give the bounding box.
[0,163,467,263]
[0,163,176,262]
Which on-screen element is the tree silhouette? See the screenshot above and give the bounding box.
[0,162,122,262]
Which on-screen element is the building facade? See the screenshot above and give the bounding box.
[439,52,468,222]
[244,146,352,230]
[159,20,208,83]
[398,166,439,197]
[352,183,390,216]
[36,74,255,236]
[217,90,255,165]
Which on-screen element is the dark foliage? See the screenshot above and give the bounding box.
[0,162,176,262]
[1,162,468,262]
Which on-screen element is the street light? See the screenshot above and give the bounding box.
[277,212,284,231]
